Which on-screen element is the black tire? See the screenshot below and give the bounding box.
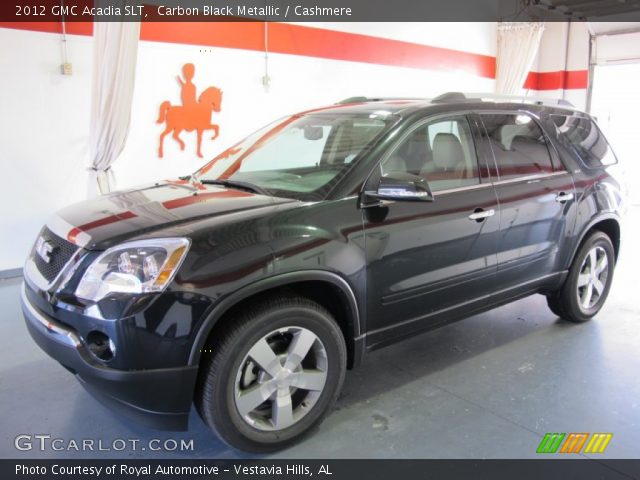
[546,231,615,323]
[195,295,347,452]
[546,293,564,318]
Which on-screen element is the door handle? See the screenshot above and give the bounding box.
[468,208,495,222]
[556,192,574,203]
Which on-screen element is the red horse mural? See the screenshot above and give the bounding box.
[157,63,223,158]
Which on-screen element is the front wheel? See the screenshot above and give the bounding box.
[546,231,616,323]
[195,295,347,452]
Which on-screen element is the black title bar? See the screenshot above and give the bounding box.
[3,0,640,22]
[4,459,640,480]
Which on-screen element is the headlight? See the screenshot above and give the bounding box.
[75,238,190,302]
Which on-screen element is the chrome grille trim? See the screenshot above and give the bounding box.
[32,227,77,283]
[25,229,83,292]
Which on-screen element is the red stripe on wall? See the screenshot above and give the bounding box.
[0,21,587,90]
[523,69,588,90]
[1,21,495,78]
[0,21,92,35]
[140,22,497,79]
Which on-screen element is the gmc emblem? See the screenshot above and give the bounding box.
[35,237,55,264]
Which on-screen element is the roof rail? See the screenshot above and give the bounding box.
[431,92,467,103]
[336,96,371,105]
[335,96,428,105]
[433,92,576,109]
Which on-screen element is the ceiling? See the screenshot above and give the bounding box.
[587,21,640,35]
[531,0,640,20]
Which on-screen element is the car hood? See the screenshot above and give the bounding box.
[47,180,298,250]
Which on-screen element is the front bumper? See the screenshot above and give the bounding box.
[21,283,198,431]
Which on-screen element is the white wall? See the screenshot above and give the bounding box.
[591,63,640,205]
[307,22,497,56]
[594,31,640,64]
[0,29,92,271]
[530,22,590,109]
[0,23,499,270]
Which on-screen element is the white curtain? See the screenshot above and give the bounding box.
[88,20,140,196]
[496,22,545,95]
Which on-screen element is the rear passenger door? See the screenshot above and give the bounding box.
[476,112,576,295]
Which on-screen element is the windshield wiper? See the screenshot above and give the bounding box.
[200,179,270,196]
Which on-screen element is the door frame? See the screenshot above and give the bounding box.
[359,111,499,201]
[358,111,502,348]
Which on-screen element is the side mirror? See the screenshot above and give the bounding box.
[366,172,434,202]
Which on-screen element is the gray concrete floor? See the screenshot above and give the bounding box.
[1,207,639,460]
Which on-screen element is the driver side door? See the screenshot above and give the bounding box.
[362,114,500,348]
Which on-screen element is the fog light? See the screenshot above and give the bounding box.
[86,331,115,361]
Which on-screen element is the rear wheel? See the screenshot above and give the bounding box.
[195,295,346,452]
[546,231,615,323]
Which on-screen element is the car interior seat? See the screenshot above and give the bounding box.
[424,133,467,184]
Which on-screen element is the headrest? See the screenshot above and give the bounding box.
[510,134,537,145]
[510,135,543,155]
[433,133,464,170]
[398,134,426,156]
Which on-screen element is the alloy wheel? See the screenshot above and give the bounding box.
[576,245,609,310]
[233,326,328,431]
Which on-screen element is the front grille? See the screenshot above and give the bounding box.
[32,227,78,283]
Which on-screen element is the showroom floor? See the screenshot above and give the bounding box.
[1,207,639,460]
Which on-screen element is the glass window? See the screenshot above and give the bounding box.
[196,113,394,201]
[550,114,617,168]
[382,116,480,192]
[428,120,460,147]
[242,124,331,171]
[481,114,556,180]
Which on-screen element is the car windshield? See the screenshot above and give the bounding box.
[194,111,397,200]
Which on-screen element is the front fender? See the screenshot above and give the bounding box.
[188,270,364,367]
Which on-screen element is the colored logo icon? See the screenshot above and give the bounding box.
[157,63,223,158]
[536,432,613,454]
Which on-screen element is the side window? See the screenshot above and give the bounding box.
[550,114,617,168]
[480,114,556,180]
[428,120,460,147]
[381,116,480,192]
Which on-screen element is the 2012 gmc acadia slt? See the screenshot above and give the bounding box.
[22,93,625,451]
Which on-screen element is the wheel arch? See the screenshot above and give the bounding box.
[568,214,621,268]
[189,270,365,369]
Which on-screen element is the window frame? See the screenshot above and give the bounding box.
[476,111,564,183]
[549,113,618,170]
[364,112,488,195]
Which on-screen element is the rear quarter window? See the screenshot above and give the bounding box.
[550,114,617,168]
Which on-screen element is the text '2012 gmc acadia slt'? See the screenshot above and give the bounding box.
[22,93,625,452]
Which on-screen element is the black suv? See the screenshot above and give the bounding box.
[22,93,624,452]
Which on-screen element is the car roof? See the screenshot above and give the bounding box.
[306,93,586,119]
